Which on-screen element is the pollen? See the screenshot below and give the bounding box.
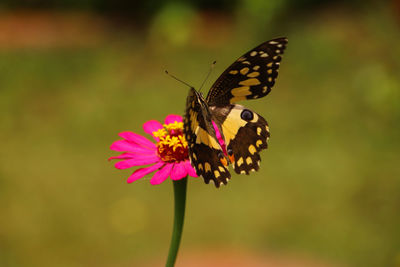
[153,121,188,163]
[164,121,184,132]
[153,128,167,138]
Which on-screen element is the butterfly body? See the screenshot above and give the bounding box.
[183,37,288,187]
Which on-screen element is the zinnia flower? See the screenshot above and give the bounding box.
[109,114,197,184]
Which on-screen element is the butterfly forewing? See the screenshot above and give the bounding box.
[206,37,288,106]
[183,88,231,187]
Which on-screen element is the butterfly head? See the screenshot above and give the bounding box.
[191,87,206,102]
[198,91,204,99]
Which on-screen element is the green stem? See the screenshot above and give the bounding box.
[166,177,187,267]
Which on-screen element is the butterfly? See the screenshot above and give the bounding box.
[183,37,288,187]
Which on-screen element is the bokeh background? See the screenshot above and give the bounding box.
[1,0,400,266]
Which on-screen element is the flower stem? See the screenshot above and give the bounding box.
[166,177,187,267]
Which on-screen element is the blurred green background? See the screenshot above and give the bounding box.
[1,0,400,266]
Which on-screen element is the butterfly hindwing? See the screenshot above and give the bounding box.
[183,88,231,187]
[206,37,288,106]
[189,143,230,187]
[210,104,270,174]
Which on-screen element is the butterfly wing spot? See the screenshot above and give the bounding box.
[267,62,273,68]
[277,44,283,48]
[240,170,246,174]
[220,157,228,166]
[276,50,281,54]
[240,109,254,121]
[256,140,263,148]
[250,51,257,56]
[268,77,273,82]
[242,61,251,65]
[192,153,197,160]
[198,163,203,171]
[237,157,244,167]
[262,86,268,93]
[231,96,247,102]
[240,67,250,75]
[248,145,257,155]
[257,127,262,135]
[239,78,261,86]
[253,65,260,70]
[214,170,220,178]
[229,70,238,75]
[260,53,268,58]
[232,86,251,97]
[237,56,246,62]
[204,162,211,172]
[218,166,226,172]
[247,71,260,78]
[267,69,272,74]
[246,157,252,165]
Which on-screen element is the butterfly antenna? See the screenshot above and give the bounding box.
[198,60,216,93]
[165,70,195,89]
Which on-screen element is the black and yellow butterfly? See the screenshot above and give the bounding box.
[183,37,288,187]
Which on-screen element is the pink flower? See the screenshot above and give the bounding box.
[109,114,197,185]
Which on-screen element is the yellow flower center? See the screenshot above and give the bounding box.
[153,122,188,163]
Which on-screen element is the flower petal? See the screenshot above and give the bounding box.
[119,131,156,149]
[110,151,158,162]
[108,152,137,161]
[110,140,154,153]
[165,114,183,124]
[143,120,163,141]
[170,162,188,180]
[115,154,159,169]
[150,163,173,185]
[127,161,164,183]
[184,160,198,177]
